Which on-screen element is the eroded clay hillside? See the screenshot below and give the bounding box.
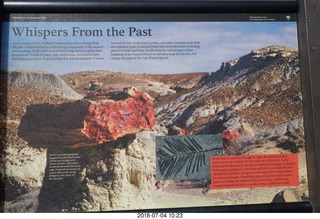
[156,45,304,154]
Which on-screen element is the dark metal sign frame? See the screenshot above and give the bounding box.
[0,0,319,213]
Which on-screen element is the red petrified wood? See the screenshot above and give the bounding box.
[18,87,156,148]
[82,87,156,144]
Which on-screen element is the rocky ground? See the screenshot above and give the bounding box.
[1,45,309,212]
[60,70,206,100]
[149,144,308,210]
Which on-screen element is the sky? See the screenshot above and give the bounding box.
[1,21,298,74]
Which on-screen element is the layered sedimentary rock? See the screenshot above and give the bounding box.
[37,137,154,212]
[18,87,156,148]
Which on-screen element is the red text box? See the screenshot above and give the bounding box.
[210,154,299,189]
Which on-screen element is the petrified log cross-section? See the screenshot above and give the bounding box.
[18,87,156,148]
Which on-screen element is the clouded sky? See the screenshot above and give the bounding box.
[1,21,298,74]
